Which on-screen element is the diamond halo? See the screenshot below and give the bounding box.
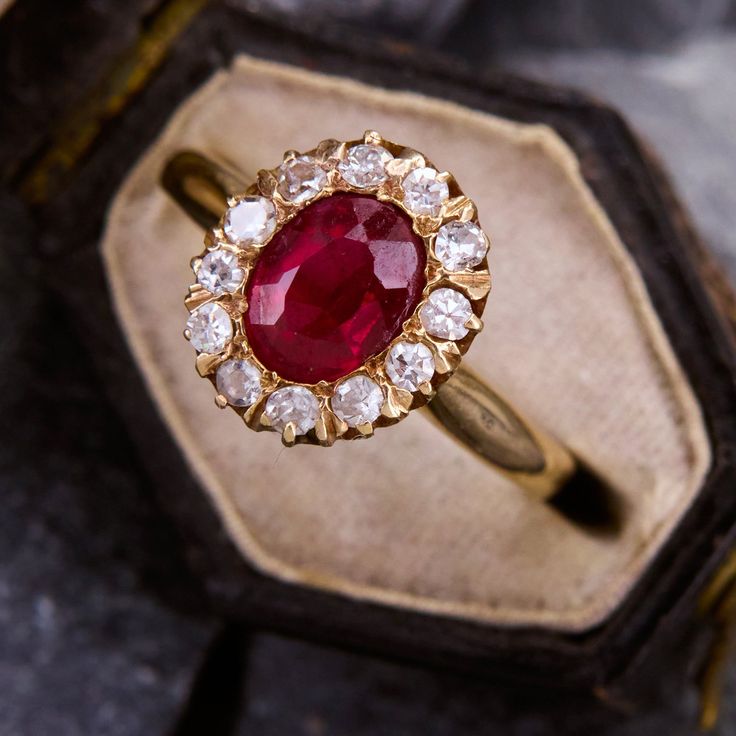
[223,196,277,245]
[434,221,489,271]
[196,249,244,295]
[332,376,384,428]
[277,155,327,203]
[184,131,490,447]
[216,359,262,407]
[264,386,320,436]
[385,342,435,392]
[338,144,393,188]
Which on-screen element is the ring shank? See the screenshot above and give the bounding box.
[161,151,577,501]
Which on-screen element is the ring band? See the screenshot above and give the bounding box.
[161,135,576,501]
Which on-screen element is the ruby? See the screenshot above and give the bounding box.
[244,193,427,383]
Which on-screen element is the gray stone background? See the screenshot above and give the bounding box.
[2,1,736,734]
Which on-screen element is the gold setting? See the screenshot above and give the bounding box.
[184,131,491,447]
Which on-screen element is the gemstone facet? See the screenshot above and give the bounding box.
[216,359,262,407]
[186,303,233,353]
[434,221,488,271]
[277,156,327,203]
[420,288,473,340]
[385,341,435,391]
[223,197,277,245]
[196,249,244,295]
[331,375,384,427]
[402,167,449,216]
[245,193,427,383]
[338,145,393,188]
[264,386,320,435]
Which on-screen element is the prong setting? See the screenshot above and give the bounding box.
[184,134,490,446]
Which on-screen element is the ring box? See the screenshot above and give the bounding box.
[24,5,736,702]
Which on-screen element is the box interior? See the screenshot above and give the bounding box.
[101,55,711,632]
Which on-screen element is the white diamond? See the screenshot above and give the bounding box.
[385,342,435,391]
[186,303,232,353]
[331,376,384,427]
[435,221,488,271]
[264,386,320,435]
[402,167,449,216]
[216,359,262,407]
[338,144,393,188]
[277,156,327,203]
[196,250,244,295]
[223,197,277,245]
[420,288,472,340]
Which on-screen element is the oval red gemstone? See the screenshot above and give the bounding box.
[244,192,427,383]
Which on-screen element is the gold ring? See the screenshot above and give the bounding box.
[162,131,576,501]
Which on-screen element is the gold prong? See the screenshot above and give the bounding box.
[432,340,462,374]
[385,149,425,178]
[315,416,329,442]
[398,148,426,166]
[283,149,299,162]
[282,422,297,446]
[196,352,220,377]
[418,381,434,397]
[384,385,412,418]
[356,422,374,437]
[424,261,444,286]
[314,407,339,446]
[259,411,273,428]
[436,170,452,183]
[456,200,478,222]
[465,313,483,332]
[257,169,277,196]
[442,195,473,220]
[204,229,219,248]
[184,285,213,312]
[190,256,202,272]
[214,394,228,409]
[333,415,349,437]
[447,271,492,300]
[232,334,250,351]
[183,329,192,340]
[222,296,248,318]
[243,401,261,426]
[414,215,442,238]
[363,130,383,145]
[315,138,344,162]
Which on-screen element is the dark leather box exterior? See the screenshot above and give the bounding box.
[6,1,736,699]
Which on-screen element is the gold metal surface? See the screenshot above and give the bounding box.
[162,135,577,499]
[425,368,576,501]
[698,550,736,731]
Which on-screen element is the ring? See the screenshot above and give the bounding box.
[162,131,577,501]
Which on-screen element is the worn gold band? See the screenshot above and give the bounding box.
[161,151,577,501]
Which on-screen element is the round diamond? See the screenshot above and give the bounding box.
[402,167,449,216]
[196,250,244,295]
[277,156,327,203]
[338,144,393,188]
[420,288,472,340]
[264,386,320,435]
[186,302,233,353]
[434,221,488,271]
[385,342,435,391]
[223,197,277,245]
[331,376,384,427]
[216,359,261,407]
